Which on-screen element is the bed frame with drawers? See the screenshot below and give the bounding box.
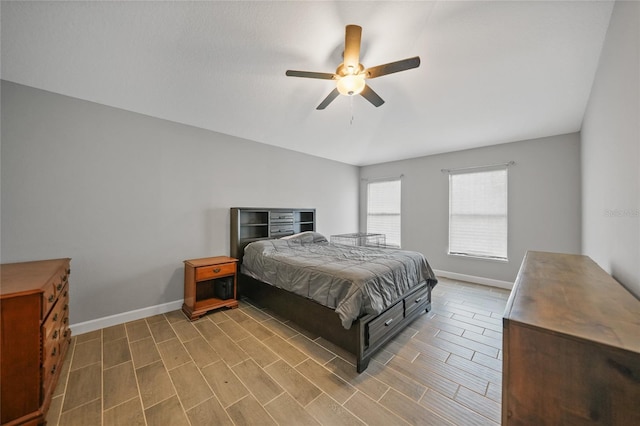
[230,207,433,373]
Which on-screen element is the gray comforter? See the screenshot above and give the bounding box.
[241,232,438,328]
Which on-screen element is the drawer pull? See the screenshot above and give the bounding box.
[51,365,57,375]
[63,330,69,338]
[64,304,68,311]
[48,294,55,303]
[63,317,68,324]
[64,290,68,297]
[51,347,57,356]
[53,330,58,339]
[57,283,63,291]
[53,313,58,322]
[414,297,424,303]
[384,318,394,327]
[213,268,221,273]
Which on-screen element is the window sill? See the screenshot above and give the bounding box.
[447,253,509,263]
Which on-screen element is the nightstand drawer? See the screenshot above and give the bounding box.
[195,262,236,281]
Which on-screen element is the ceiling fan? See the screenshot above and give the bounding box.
[286,24,420,110]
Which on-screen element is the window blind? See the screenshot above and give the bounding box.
[367,179,401,247]
[448,167,508,260]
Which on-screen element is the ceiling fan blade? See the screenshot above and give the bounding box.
[316,88,340,110]
[343,24,362,69]
[365,56,421,79]
[286,70,336,80]
[360,84,385,107]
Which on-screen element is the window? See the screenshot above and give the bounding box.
[448,167,508,260]
[367,179,401,247]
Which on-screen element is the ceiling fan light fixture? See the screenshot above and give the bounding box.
[336,74,365,96]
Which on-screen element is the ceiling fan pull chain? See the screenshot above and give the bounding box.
[350,96,355,125]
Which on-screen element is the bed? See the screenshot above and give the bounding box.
[230,208,437,373]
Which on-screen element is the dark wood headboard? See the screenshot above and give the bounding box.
[230,207,316,261]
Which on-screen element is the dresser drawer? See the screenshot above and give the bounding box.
[404,285,429,318]
[41,266,69,319]
[366,301,404,347]
[42,342,61,399]
[42,280,57,320]
[195,262,236,281]
[42,294,67,342]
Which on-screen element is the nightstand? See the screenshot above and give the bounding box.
[182,256,238,320]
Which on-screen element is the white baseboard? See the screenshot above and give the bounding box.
[70,271,512,335]
[434,269,514,290]
[70,300,184,335]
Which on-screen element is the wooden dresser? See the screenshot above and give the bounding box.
[1,258,71,426]
[503,251,640,425]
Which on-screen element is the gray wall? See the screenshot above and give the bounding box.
[360,133,582,283]
[1,81,359,324]
[581,0,639,298]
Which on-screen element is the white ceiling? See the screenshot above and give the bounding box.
[1,1,614,166]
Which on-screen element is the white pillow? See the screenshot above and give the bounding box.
[280,231,328,243]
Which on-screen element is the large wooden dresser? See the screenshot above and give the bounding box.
[1,258,71,426]
[503,251,640,425]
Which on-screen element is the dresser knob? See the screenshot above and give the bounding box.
[53,313,58,322]
[53,330,58,339]
[63,330,69,338]
[64,304,68,311]
[48,295,55,303]
[51,365,57,375]
[52,347,57,356]
[57,283,63,291]
[213,268,221,273]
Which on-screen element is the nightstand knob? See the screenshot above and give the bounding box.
[213,268,221,273]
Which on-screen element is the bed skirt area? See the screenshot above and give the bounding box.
[238,273,432,373]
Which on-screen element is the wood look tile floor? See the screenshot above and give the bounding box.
[47,278,510,426]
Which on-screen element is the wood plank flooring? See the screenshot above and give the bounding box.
[47,278,510,425]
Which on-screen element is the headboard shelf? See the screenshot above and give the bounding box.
[230,207,316,260]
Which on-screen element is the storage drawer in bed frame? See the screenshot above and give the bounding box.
[239,272,432,373]
[366,301,403,347]
[404,285,430,318]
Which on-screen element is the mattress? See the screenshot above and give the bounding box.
[241,232,438,328]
